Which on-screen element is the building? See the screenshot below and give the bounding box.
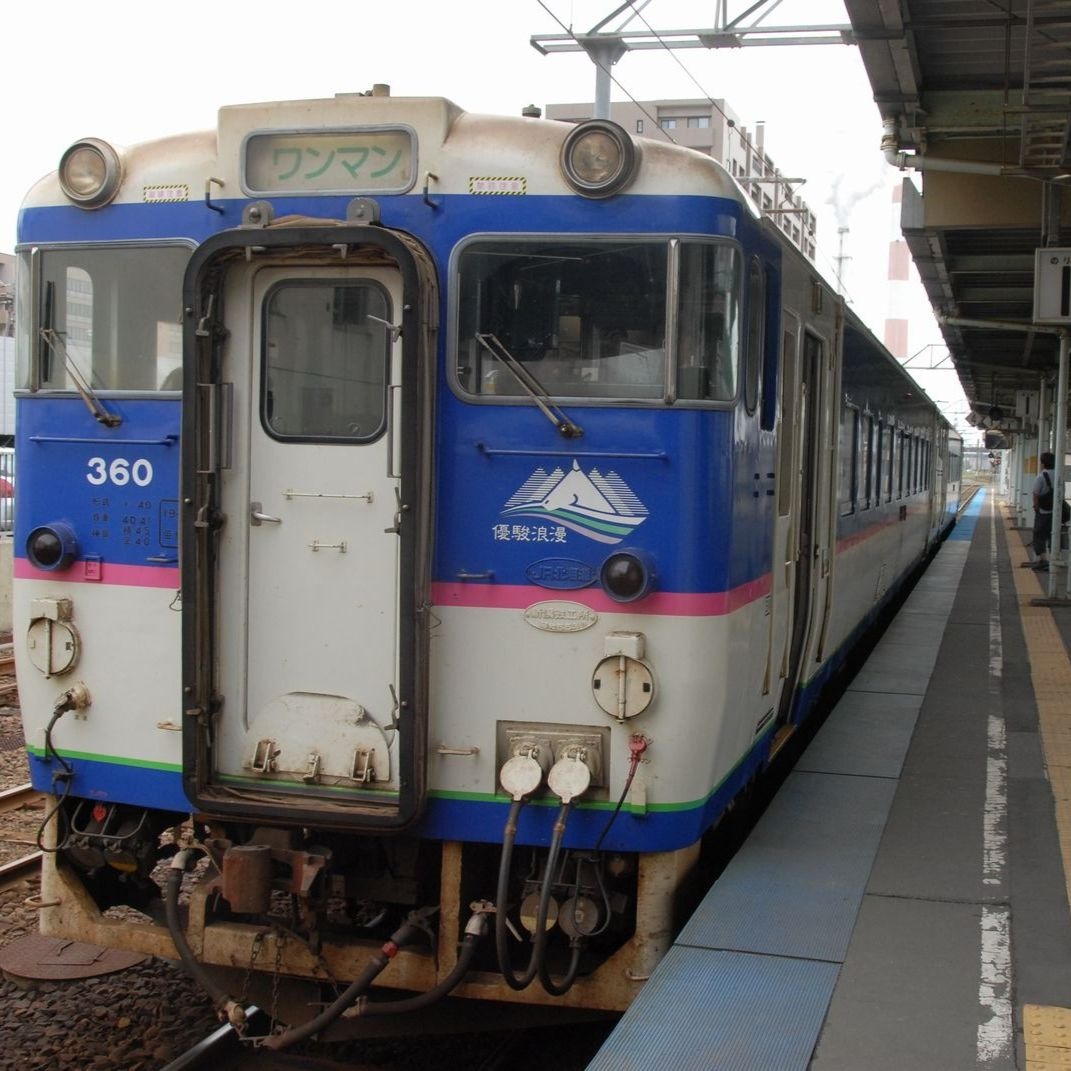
[0,253,13,338]
[545,98,817,260]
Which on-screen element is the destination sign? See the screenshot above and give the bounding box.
[244,128,414,195]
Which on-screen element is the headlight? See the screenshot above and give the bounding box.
[600,550,654,603]
[58,139,123,209]
[26,523,79,572]
[560,120,639,199]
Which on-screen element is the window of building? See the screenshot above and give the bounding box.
[636,119,644,134]
[661,118,678,130]
[686,116,711,128]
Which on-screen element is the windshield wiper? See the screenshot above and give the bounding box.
[475,333,582,439]
[38,327,122,428]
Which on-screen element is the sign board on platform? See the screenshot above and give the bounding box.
[1034,247,1071,323]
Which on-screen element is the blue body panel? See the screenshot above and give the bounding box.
[14,397,181,574]
[27,751,189,814]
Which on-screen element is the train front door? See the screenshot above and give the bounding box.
[183,229,435,828]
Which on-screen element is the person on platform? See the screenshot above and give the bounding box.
[1031,451,1064,571]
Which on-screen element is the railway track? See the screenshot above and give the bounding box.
[0,782,44,891]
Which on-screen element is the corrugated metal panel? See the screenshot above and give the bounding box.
[588,946,838,1071]
[676,771,896,962]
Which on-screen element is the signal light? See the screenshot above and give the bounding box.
[600,550,653,603]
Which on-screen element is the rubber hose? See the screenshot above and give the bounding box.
[262,917,420,1051]
[164,864,233,1012]
[538,939,583,996]
[527,803,571,985]
[495,800,571,991]
[357,930,482,1016]
[494,799,539,990]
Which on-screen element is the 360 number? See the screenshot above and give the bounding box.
[86,457,154,487]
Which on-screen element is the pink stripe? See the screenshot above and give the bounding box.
[14,558,179,589]
[430,575,770,616]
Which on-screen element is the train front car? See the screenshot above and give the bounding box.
[13,89,893,1030]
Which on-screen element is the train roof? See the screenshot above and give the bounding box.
[20,90,751,217]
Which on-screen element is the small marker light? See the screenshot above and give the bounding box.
[26,523,78,572]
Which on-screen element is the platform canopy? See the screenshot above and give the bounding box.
[845,0,1071,439]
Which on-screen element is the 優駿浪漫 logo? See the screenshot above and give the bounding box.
[501,461,648,545]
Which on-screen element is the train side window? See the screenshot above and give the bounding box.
[743,257,764,414]
[886,429,896,502]
[261,280,389,442]
[838,404,858,516]
[676,242,740,402]
[861,414,873,509]
[776,329,796,517]
[874,422,883,503]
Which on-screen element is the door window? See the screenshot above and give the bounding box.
[261,281,390,442]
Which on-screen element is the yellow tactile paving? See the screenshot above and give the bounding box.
[1004,511,1071,1067]
[1025,1005,1071,1066]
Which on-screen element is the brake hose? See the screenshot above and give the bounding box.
[263,910,429,1050]
[352,912,488,1017]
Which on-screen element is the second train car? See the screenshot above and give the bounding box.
[13,87,960,1031]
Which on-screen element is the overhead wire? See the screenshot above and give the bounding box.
[535,0,867,308]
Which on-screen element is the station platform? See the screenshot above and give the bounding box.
[589,488,1071,1070]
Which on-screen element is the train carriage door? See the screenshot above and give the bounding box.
[182,227,436,830]
[771,324,825,740]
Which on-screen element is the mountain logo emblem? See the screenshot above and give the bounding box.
[502,461,649,545]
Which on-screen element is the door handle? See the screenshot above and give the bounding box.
[250,502,282,526]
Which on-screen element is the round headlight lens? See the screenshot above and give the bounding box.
[26,523,78,572]
[560,120,639,199]
[600,551,653,603]
[59,139,122,209]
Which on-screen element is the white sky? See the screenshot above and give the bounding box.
[2,0,971,436]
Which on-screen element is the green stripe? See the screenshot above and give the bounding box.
[26,745,181,773]
[217,774,400,801]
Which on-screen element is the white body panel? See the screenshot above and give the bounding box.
[14,578,182,766]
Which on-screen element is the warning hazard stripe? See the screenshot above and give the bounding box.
[143,184,190,203]
[469,176,527,195]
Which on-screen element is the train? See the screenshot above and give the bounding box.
[13,86,960,1039]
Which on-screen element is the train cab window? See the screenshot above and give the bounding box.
[261,281,389,442]
[743,257,764,414]
[455,239,668,401]
[676,242,740,402]
[28,245,189,391]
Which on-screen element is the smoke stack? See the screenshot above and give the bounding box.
[884,181,910,359]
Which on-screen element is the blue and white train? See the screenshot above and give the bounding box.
[13,87,960,1033]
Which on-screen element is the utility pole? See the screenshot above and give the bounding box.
[532,1,855,119]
